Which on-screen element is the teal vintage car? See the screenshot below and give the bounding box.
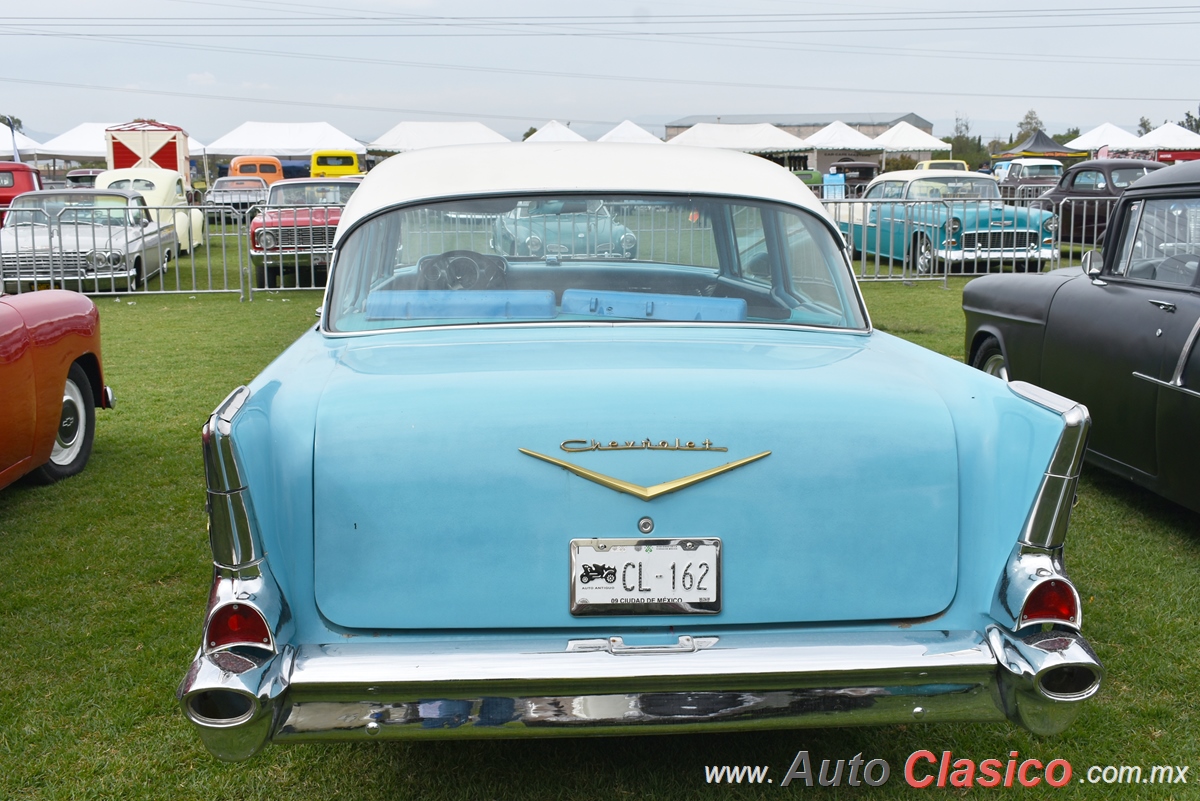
[841,170,1059,273]
[178,143,1101,761]
[492,198,637,259]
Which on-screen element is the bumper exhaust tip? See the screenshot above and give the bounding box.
[186,690,258,726]
[1038,664,1101,701]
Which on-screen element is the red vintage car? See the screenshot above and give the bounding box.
[0,289,114,489]
[248,177,361,288]
[0,162,42,225]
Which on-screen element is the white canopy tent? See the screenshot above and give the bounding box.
[206,122,365,156]
[1065,122,1142,152]
[1136,122,1200,150]
[666,122,808,153]
[806,121,881,150]
[36,122,206,160]
[37,122,118,160]
[524,120,587,143]
[369,121,508,152]
[1,124,42,160]
[872,121,948,168]
[597,120,662,144]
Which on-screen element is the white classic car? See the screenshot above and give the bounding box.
[0,189,176,290]
[95,168,205,254]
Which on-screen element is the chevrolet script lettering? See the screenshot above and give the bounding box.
[561,438,727,453]
[519,447,770,501]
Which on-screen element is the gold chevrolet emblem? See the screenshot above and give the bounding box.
[518,448,770,501]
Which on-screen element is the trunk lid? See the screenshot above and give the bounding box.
[312,328,959,630]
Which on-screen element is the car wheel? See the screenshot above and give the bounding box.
[29,362,96,484]
[972,336,1009,381]
[909,234,935,275]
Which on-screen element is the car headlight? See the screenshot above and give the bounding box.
[1044,215,1059,232]
[107,250,124,266]
[525,234,543,255]
[949,219,962,234]
[620,232,637,254]
[256,230,277,249]
[86,250,123,268]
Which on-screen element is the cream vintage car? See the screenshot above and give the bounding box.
[95,168,205,254]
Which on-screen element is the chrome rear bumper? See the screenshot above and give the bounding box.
[179,626,1102,761]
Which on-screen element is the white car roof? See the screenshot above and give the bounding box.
[1011,158,1063,166]
[338,143,825,234]
[869,169,998,184]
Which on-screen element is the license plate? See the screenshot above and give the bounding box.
[569,538,721,616]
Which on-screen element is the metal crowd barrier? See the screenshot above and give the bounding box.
[0,196,1121,297]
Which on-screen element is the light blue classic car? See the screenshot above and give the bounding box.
[492,198,637,259]
[179,144,1101,760]
[840,170,1059,273]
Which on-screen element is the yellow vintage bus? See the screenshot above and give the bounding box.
[310,150,360,177]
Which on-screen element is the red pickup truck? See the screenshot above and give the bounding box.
[0,162,42,224]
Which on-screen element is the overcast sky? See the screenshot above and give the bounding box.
[4,0,1199,145]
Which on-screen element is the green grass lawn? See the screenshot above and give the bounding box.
[1,281,1197,799]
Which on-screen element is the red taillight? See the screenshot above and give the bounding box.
[1020,579,1079,627]
[207,603,272,650]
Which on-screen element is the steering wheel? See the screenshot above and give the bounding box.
[417,250,508,291]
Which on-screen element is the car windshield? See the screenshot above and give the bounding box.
[905,177,1000,199]
[1021,164,1062,178]
[105,178,157,191]
[4,193,131,226]
[327,193,867,333]
[1110,167,1156,189]
[214,178,266,190]
[270,183,359,205]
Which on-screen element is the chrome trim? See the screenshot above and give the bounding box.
[1133,313,1200,399]
[102,385,115,410]
[991,543,1082,631]
[179,627,1102,759]
[988,626,1103,734]
[1008,381,1090,549]
[565,635,720,654]
[202,386,265,569]
[320,320,875,339]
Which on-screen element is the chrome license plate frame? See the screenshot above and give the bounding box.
[569,537,721,616]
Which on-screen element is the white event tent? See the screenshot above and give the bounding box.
[1136,122,1200,151]
[206,122,365,156]
[1,124,42,160]
[804,121,884,172]
[37,122,206,160]
[873,121,948,167]
[369,121,508,152]
[524,120,587,143]
[1065,123,1142,152]
[666,123,809,153]
[597,120,663,144]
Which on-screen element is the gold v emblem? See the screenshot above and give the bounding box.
[518,448,770,501]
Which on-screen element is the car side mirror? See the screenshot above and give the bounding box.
[141,216,150,227]
[1081,250,1100,277]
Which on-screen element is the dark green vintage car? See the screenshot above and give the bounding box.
[493,199,637,259]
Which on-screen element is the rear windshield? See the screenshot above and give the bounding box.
[1021,164,1063,178]
[104,178,156,191]
[214,178,266,190]
[327,193,866,333]
[317,155,355,167]
[0,172,13,188]
[906,176,1000,199]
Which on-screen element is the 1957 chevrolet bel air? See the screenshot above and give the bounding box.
[179,143,1102,761]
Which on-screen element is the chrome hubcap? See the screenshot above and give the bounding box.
[50,379,86,465]
[982,354,1009,381]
